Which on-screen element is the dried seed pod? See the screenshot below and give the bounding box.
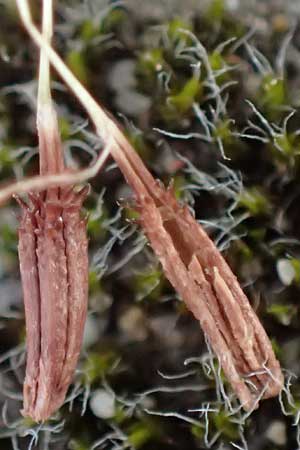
[111,154,284,410]
[16,0,89,422]
[17,188,88,422]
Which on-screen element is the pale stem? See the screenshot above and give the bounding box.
[37,0,53,108]
[16,0,147,191]
[17,0,111,141]
[37,0,65,176]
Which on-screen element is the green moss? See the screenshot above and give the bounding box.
[113,406,127,425]
[80,20,99,42]
[213,118,234,145]
[270,338,282,359]
[87,199,109,241]
[213,409,239,440]
[124,206,140,221]
[206,0,226,24]
[58,116,71,141]
[134,266,163,302]
[21,417,37,429]
[169,77,202,112]
[87,213,108,240]
[234,240,254,262]
[80,7,126,42]
[100,8,126,34]
[260,75,287,111]
[162,76,202,120]
[0,224,17,253]
[69,440,89,450]
[138,48,166,77]
[66,50,89,85]
[167,17,192,45]
[238,188,271,216]
[274,133,294,155]
[172,175,187,200]
[0,146,15,169]
[267,303,297,326]
[209,51,224,72]
[83,351,119,383]
[127,420,161,448]
[248,227,267,242]
[272,133,300,165]
[291,258,300,283]
[191,424,205,440]
[127,425,152,448]
[88,269,101,294]
[127,131,152,160]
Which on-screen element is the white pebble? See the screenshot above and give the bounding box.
[277,258,295,286]
[82,315,101,349]
[89,389,115,419]
[266,420,286,446]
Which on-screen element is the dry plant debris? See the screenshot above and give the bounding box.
[16,0,89,421]
[11,0,284,419]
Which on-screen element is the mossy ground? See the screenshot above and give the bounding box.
[0,0,300,449]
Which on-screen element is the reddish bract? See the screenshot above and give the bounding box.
[18,186,88,422]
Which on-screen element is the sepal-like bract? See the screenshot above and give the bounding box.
[18,187,88,422]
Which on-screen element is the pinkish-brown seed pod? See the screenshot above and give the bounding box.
[113,154,284,411]
[17,186,88,422]
[17,102,89,422]
[15,0,89,421]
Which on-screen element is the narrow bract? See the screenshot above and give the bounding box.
[18,186,88,422]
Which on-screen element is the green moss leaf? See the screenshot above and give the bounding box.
[83,351,119,383]
[291,258,300,283]
[66,50,89,85]
[165,76,202,118]
[238,188,271,216]
[213,409,239,440]
[134,266,163,302]
[267,304,297,326]
[167,17,192,44]
[261,75,286,109]
[206,0,226,24]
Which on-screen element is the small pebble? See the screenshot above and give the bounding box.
[109,59,150,115]
[277,258,295,286]
[272,14,289,33]
[89,389,115,419]
[119,306,148,341]
[266,420,286,446]
[82,315,102,348]
[150,314,183,347]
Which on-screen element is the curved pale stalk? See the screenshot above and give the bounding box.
[37,0,64,178]
[37,0,52,107]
